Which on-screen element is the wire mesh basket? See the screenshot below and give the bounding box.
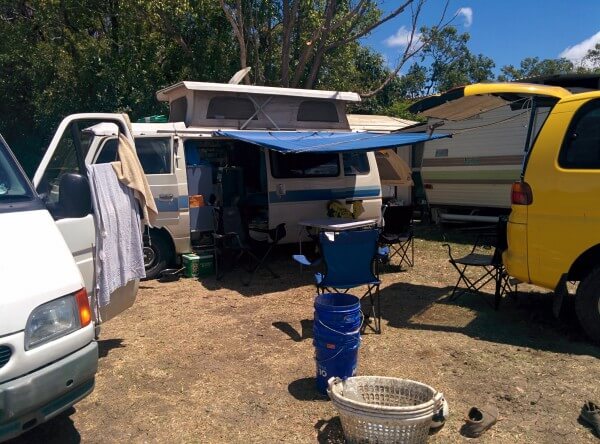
[328,376,442,444]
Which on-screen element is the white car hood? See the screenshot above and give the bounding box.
[0,209,84,335]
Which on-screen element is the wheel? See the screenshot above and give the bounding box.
[575,267,600,344]
[143,232,172,280]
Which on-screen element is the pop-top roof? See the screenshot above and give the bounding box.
[156,81,362,102]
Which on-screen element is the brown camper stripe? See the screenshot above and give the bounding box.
[424,178,516,184]
[422,155,524,167]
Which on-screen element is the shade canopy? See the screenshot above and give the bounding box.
[214,130,449,154]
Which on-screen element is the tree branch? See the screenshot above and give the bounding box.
[326,0,415,51]
[304,0,337,88]
[281,0,299,86]
[220,0,249,83]
[360,0,425,98]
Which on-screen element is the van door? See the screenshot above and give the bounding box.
[92,134,183,226]
[32,113,138,323]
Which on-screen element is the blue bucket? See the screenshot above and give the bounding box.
[314,293,362,331]
[313,293,362,394]
[314,336,360,394]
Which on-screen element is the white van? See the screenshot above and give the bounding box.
[0,113,139,441]
[84,83,434,278]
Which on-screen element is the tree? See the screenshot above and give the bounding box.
[582,43,600,71]
[497,57,575,81]
[219,0,433,91]
[0,0,240,172]
[397,25,495,97]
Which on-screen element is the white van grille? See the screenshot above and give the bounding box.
[0,346,11,368]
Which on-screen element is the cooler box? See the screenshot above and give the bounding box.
[182,253,200,277]
[197,254,214,277]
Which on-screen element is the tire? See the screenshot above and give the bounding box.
[143,232,172,280]
[575,267,600,344]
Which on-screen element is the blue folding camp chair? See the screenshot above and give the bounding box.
[293,229,382,334]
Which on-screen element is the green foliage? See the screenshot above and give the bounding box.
[3,0,599,177]
[398,26,495,97]
[582,43,600,71]
[498,57,575,81]
[0,0,238,172]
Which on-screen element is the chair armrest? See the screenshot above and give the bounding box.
[292,254,313,266]
[442,243,455,261]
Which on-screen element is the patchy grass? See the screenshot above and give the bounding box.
[11,225,600,444]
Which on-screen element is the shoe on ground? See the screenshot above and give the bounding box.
[580,401,600,437]
[461,404,499,438]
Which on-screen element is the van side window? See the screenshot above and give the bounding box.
[343,152,370,175]
[559,100,600,169]
[95,139,119,164]
[270,151,339,178]
[96,138,172,174]
[135,138,172,174]
[207,97,257,120]
[170,97,187,122]
[297,101,339,122]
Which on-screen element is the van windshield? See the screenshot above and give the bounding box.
[0,138,35,202]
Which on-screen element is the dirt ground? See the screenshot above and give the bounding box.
[10,227,600,443]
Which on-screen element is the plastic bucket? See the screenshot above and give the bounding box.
[315,336,360,394]
[314,293,362,331]
[313,293,362,394]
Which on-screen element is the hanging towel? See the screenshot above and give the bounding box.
[88,163,146,308]
[111,134,158,226]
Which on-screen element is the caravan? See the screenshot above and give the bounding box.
[85,82,437,278]
[409,74,600,223]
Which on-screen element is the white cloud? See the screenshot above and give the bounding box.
[457,7,473,27]
[559,31,600,65]
[384,26,422,48]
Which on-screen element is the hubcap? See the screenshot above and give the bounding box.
[143,246,157,268]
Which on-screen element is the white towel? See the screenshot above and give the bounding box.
[88,163,145,308]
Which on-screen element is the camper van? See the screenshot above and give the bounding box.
[84,83,433,278]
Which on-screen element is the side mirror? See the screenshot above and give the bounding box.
[58,173,92,218]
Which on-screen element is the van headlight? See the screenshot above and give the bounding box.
[25,290,90,350]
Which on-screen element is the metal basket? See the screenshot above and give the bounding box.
[328,376,442,444]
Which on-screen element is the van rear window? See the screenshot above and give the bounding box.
[559,100,600,169]
[270,151,339,178]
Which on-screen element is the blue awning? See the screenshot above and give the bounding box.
[214,130,450,154]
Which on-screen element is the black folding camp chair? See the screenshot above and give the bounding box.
[378,204,414,269]
[213,206,286,286]
[444,220,512,309]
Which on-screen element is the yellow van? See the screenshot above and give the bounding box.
[411,82,600,343]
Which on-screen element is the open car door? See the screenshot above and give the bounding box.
[33,113,139,324]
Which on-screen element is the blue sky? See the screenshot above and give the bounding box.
[363,0,600,75]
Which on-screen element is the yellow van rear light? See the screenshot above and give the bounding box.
[511,181,533,205]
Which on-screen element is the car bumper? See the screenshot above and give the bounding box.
[0,341,98,442]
